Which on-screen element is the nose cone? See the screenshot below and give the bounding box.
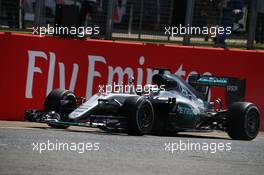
[69,94,101,121]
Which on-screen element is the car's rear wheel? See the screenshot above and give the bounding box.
[44,89,77,129]
[123,96,154,136]
[227,102,260,140]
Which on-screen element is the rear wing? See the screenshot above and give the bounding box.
[188,74,246,106]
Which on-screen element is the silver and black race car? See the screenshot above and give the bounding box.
[25,68,260,140]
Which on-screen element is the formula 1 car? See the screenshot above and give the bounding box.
[25,68,260,140]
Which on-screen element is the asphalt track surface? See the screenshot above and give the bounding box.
[0,121,264,175]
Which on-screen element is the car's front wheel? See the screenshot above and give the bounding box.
[123,96,154,136]
[44,89,77,129]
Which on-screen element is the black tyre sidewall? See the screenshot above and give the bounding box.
[123,96,154,136]
[44,89,76,129]
[227,102,260,140]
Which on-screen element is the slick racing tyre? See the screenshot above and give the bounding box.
[227,102,260,140]
[44,89,77,129]
[123,96,154,136]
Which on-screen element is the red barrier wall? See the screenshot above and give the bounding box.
[0,32,264,130]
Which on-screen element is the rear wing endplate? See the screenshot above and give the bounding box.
[188,75,246,106]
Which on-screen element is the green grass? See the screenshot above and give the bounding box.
[0,28,32,34]
[114,37,264,50]
[1,28,263,50]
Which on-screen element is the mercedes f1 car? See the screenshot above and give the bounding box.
[25,68,260,140]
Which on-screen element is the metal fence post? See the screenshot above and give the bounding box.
[168,0,174,41]
[183,0,195,45]
[34,0,45,26]
[128,4,134,35]
[19,0,22,29]
[156,0,160,29]
[105,0,115,40]
[138,0,144,39]
[247,0,257,50]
